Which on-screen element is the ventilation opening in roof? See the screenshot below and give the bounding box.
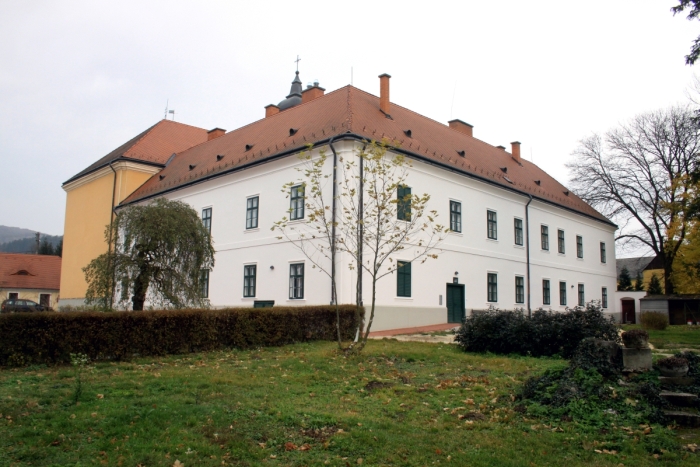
[403,129,412,138]
[216,155,224,161]
[289,128,298,136]
[534,180,541,185]
[457,150,465,157]
[245,144,254,151]
[159,174,166,180]
[500,167,507,173]
[564,190,569,196]
[11,270,32,276]
[189,164,196,171]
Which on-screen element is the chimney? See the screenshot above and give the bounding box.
[301,84,325,104]
[207,128,226,141]
[379,73,391,115]
[448,119,473,137]
[511,141,521,161]
[265,104,280,118]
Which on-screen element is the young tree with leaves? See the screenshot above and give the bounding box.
[273,140,447,353]
[83,198,215,310]
[618,266,633,291]
[568,106,700,294]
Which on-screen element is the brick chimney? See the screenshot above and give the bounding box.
[379,73,391,115]
[207,128,226,141]
[265,104,280,118]
[511,141,521,161]
[448,119,473,137]
[301,84,325,104]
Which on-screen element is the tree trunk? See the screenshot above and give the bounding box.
[663,254,675,295]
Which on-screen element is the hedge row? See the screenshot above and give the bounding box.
[454,302,620,358]
[0,305,363,366]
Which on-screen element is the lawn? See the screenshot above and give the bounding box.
[620,325,700,350]
[0,340,698,466]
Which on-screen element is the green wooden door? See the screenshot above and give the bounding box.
[446,284,465,323]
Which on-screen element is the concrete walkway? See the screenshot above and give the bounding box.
[368,323,459,344]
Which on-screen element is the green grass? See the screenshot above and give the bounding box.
[1,340,698,466]
[621,324,700,350]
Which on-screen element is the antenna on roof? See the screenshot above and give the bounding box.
[168,109,175,121]
[164,99,169,119]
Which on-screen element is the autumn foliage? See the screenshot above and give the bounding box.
[0,305,362,366]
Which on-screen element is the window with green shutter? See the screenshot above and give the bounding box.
[397,261,411,297]
[397,185,411,221]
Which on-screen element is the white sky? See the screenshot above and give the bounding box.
[0,0,697,242]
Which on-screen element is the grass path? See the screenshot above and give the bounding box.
[1,340,698,466]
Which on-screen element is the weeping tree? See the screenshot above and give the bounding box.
[84,198,215,310]
[273,140,447,353]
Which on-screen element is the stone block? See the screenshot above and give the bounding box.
[660,391,699,407]
[659,376,695,387]
[621,348,652,372]
[664,410,700,427]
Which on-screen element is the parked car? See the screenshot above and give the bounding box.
[0,299,52,313]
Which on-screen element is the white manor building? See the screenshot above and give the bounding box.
[106,72,616,331]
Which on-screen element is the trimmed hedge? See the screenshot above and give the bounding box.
[455,302,620,358]
[640,311,669,330]
[0,305,363,366]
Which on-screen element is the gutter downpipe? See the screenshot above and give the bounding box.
[525,194,533,318]
[107,162,118,310]
[328,137,338,305]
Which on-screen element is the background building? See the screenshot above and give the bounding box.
[1,253,61,308]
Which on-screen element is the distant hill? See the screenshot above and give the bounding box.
[0,234,63,254]
[0,225,37,244]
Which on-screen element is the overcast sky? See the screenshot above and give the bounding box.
[0,0,698,243]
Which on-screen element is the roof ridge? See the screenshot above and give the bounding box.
[346,87,353,132]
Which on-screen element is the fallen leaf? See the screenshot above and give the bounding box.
[97,394,104,399]
[285,442,297,451]
[357,459,363,465]
[299,444,311,451]
[643,427,652,435]
[173,461,184,467]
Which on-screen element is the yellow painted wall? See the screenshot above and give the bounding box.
[643,269,664,292]
[1,289,60,309]
[59,166,158,301]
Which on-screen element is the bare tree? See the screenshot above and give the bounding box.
[274,140,446,353]
[567,106,700,294]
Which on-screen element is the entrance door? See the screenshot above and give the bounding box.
[446,284,465,323]
[621,299,636,324]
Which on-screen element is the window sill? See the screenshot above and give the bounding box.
[241,297,256,300]
[558,253,566,257]
[541,249,550,253]
[244,228,260,233]
[448,231,463,236]
[513,244,524,250]
[576,257,584,261]
[287,298,306,302]
[395,296,413,300]
[486,238,498,243]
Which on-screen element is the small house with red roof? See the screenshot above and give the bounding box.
[1,253,62,308]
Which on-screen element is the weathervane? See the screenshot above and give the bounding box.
[295,55,301,72]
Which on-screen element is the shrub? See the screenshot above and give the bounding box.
[621,329,649,349]
[0,305,362,367]
[454,301,619,358]
[640,311,669,330]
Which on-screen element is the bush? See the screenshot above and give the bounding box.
[454,301,619,358]
[0,305,362,366]
[640,311,669,330]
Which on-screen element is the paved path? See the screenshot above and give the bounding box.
[368,323,459,344]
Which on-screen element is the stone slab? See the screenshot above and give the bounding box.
[664,410,700,427]
[659,376,696,387]
[660,391,699,407]
[621,348,652,372]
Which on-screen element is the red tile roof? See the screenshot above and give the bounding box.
[0,253,61,291]
[121,86,612,225]
[64,119,210,185]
